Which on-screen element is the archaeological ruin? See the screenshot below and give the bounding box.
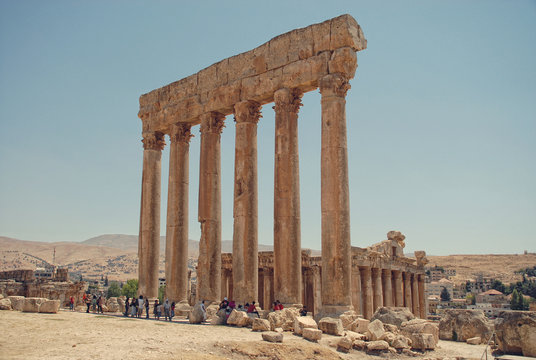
[137,14,427,318]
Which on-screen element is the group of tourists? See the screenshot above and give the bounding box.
[124,296,176,321]
[82,293,104,313]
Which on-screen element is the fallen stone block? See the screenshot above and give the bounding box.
[39,300,61,313]
[466,336,481,345]
[351,318,369,333]
[252,318,270,332]
[262,331,283,343]
[318,317,344,336]
[227,309,249,327]
[22,297,46,313]
[337,336,353,353]
[353,339,366,350]
[409,333,436,350]
[366,319,385,341]
[302,328,322,342]
[0,298,12,310]
[367,340,389,351]
[294,316,317,335]
[8,296,25,311]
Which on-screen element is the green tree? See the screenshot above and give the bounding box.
[158,285,166,304]
[440,287,451,302]
[106,281,121,299]
[491,279,506,294]
[466,293,476,305]
[511,289,522,310]
[121,279,138,298]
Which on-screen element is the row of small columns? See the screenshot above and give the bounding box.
[138,73,353,314]
[351,267,426,319]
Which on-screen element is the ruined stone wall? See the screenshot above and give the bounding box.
[0,280,86,306]
[0,269,34,282]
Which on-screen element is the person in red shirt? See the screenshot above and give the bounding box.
[247,301,259,318]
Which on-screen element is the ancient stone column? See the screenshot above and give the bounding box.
[393,270,404,307]
[165,123,192,303]
[273,88,303,307]
[263,268,273,310]
[360,267,373,319]
[351,266,362,315]
[220,269,229,300]
[418,274,426,318]
[138,131,165,299]
[319,73,352,314]
[382,269,393,307]
[312,266,322,316]
[232,100,261,305]
[197,112,225,304]
[403,272,412,311]
[411,273,420,316]
[372,268,383,313]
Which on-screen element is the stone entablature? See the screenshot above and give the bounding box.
[138,14,366,132]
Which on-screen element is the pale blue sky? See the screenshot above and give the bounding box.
[1,1,535,255]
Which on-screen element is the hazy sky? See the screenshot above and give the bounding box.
[1,1,535,255]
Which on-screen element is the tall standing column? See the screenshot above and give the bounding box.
[418,274,426,318]
[319,74,352,314]
[197,112,225,304]
[231,100,261,305]
[138,131,165,299]
[165,123,192,303]
[273,88,303,306]
[394,270,404,307]
[372,268,383,313]
[382,269,393,307]
[360,267,373,319]
[403,272,412,310]
[411,273,420,316]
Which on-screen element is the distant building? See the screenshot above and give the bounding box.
[427,278,454,299]
[476,289,507,305]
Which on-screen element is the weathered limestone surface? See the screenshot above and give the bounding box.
[8,296,25,311]
[138,15,366,131]
[262,331,283,343]
[252,318,271,332]
[495,310,536,357]
[273,88,303,306]
[372,268,383,313]
[360,267,373,319]
[318,317,344,336]
[294,316,318,335]
[39,299,60,313]
[303,327,322,342]
[22,297,47,312]
[232,100,260,304]
[382,270,392,307]
[394,270,404,307]
[165,124,192,303]
[197,112,224,304]
[0,298,11,310]
[366,319,385,341]
[371,307,415,328]
[138,132,165,299]
[439,309,493,343]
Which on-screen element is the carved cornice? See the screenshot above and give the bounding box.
[234,100,262,124]
[273,88,303,115]
[319,73,351,98]
[170,123,194,143]
[142,131,166,151]
[200,112,226,134]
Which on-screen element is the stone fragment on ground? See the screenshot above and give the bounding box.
[495,310,536,357]
[400,318,439,350]
[8,296,25,311]
[262,331,283,343]
[351,318,369,333]
[353,339,366,350]
[366,340,389,351]
[39,300,60,313]
[227,309,249,327]
[252,318,270,332]
[336,335,353,353]
[371,306,415,327]
[302,328,322,342]
[466,336,481,345]
[339,310,360,330]
[318,317,344,336]
[0,297,12,310]
[22,297,47,313]
[366,319,385,341]
[294,316,317,335]
[188,301,206,324]
[439,309,493,343]
[344,330,365,341]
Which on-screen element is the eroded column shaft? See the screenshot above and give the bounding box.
[394,270,404,307]
[232,100,261,305]
[360,267,373,319]
[372,268,383,314]
[197,112,225,304]
[382,270,393,307]
[418,274,426,318]
[138,132,165,299]
[319,74,352,311]
[352,267,362,315]
[273,88,303,306]
[404,272,412,311]
[411,274,420,316]
[165,124,192,303]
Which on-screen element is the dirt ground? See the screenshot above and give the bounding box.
[0,310,491,360]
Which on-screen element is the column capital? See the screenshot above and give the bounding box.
[200,112,226,134]
[273,88,303,115]
[142,131,166,151]
[170,123,194,144]
[319,73,351,98]
[234,100,262,124]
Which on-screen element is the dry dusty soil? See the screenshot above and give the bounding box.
[0,310,491,360]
